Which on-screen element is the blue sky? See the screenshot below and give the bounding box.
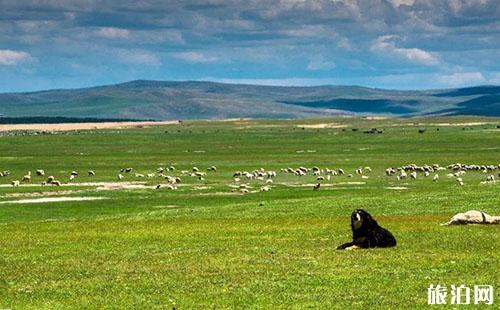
[1,0,499,92]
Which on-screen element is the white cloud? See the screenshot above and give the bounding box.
[0,49,32,65]
[436,72,486,87]
[307,56,336,71]
[96,27,130,39]
[371,35,439,66]
[173,51,218,63]
[390,0,416,7]
[118,50,160,66]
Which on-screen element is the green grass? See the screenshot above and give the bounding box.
[0,117,499,309]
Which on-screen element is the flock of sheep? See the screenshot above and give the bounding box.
[385,163,498,186]
[1,162,499,192]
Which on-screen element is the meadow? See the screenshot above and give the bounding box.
[0,117,499,309]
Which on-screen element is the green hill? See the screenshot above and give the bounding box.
[0,80,499,120]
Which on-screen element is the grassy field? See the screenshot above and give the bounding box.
[0,117,499,309]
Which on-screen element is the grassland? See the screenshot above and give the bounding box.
[0,116,499,309]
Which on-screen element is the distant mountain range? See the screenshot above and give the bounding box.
[0,80,499,120]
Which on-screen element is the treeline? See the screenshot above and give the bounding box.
[0,116,150,124]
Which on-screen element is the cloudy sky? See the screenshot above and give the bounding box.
[1,0,499,92]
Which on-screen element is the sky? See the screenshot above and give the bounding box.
[1,0,499,92]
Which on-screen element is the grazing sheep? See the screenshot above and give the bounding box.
[47,176,55,184]
[410,172,417,180]
[442,210,500,225]
[22,172,31,182]
[69,174,76,181]
[338,168,345,175]
[265,179,273,184]
[240,188,249,193]
[486,175,495,182]
[71,171,78,176]
[192,167,199,172]
[11,180,20,187]
[424,171,430,177]
[52,180,61,186]
[207,166,217,171]
[433,174,439,182]
[156,184,161,189]
[88,170,95,176]
[313,183,321,191]
[36,169,45,176]
[135,173,145,178]
[118,174,124,180]
[260,186,271,192]
[457,177,464,186]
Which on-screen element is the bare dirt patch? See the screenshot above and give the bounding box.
[297,123,347,129]
[417,122,488,127]
[4,190,85,198]
[0,196,107,204]
[0,120,180,132]
[93,182,153,191]
[364,116,388,120]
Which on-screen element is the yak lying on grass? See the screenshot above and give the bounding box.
[337,209,397,250]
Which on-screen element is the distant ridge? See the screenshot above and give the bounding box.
[0,80,499,120]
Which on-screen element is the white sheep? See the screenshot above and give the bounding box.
[11,180,20,187]
[22,171,31,182]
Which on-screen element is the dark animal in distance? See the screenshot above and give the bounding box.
[337,209,397,250]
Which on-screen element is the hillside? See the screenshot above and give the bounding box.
[0,80,499,120]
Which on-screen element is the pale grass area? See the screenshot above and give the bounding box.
[0,120,180,132]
